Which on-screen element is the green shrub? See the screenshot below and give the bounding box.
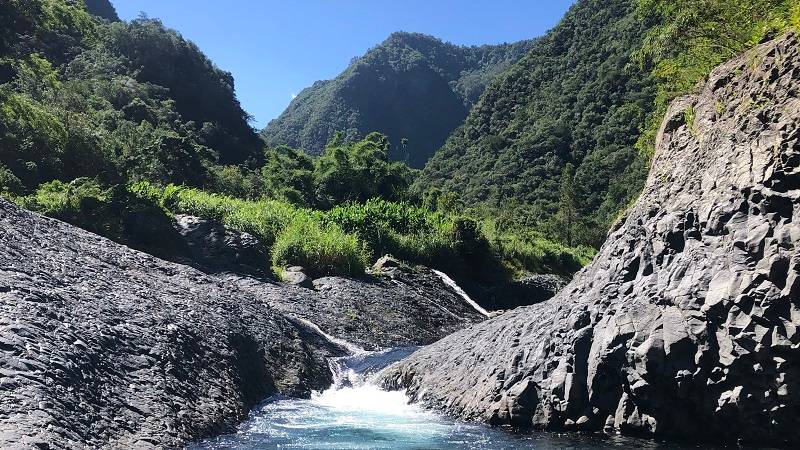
[325,198,433,258]
[133,182,300,249]
[481,217,595,276]
[129,182,593,280]
[19,178,179,256]
[272,214,369,277]
[0,164,24,196]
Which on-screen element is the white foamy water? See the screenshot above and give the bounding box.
[191,309,684,449]
[432,270,491,317]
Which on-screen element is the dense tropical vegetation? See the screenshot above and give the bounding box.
[2,0,798,283]
[635,0,800,151]
[0,0,262,198]
[0,0,590,283]
[410,0,799,248]
[413,0,656,249]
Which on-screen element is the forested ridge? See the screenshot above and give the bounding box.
[261,32,534,167]
[414,0,657,248]
[414,0,800,248]
[1,0,262,195]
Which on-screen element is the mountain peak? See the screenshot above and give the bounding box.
[261,32,533,167]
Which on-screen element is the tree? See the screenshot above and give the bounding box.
[556,163,577,246]
[314,132,414,208]
[261,145,315,205]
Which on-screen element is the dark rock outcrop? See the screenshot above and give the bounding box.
[382,34,800,446]
[227,267,486,351]
[484,274,569,310]
[0,201,333,449]
[0,200,484,447]
[174,214,271,277]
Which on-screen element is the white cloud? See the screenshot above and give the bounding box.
[290,93,297,100]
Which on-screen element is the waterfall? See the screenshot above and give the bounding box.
[292,316,366,355]
[432,270,490,317]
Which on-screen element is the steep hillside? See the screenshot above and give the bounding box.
[261,32,533,167]
[415,0,656,246]
[0,0,262,196]
[383,33,800,446]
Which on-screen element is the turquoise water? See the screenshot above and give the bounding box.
[190,348,714,450]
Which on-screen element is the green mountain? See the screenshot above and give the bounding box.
[415,0,657,247]
[260,32,533,168]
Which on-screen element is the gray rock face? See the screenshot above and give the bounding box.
[279,266,313,289]
[0,202,333,449]
[381,34,800,446]
[228,267,486,351]
[0,201,484,447]
[174,214,270,277]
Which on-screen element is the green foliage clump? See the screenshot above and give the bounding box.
[314,132,415,208]
[325,198,457,269]
[0,164,24,195]
[260,145,315,205]
[258,132,415,209]
[482,219,595,276]
[635,0,800,152]
[83,0,119,22]
[18,178,179,256]
[272,215,369,277]
[134,182,298,249]
[136,182,370,277]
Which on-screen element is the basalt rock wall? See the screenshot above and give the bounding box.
[382,34,800,446]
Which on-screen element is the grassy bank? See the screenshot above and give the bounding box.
[12,179,594,280]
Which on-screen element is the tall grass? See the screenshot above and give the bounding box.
[131,182,595,279]
[272,214,369,277]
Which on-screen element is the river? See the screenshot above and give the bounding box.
[190,347,715,450]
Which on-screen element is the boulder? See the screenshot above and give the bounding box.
[372,254,405,274]
[174,214,269,277]
[279,266,313,289]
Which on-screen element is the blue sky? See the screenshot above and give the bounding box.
[111,1,575,129]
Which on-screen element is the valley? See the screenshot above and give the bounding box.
[1,0,799,448]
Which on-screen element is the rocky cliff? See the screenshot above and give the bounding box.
[0,200,483,447]
[382,33,800,446]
